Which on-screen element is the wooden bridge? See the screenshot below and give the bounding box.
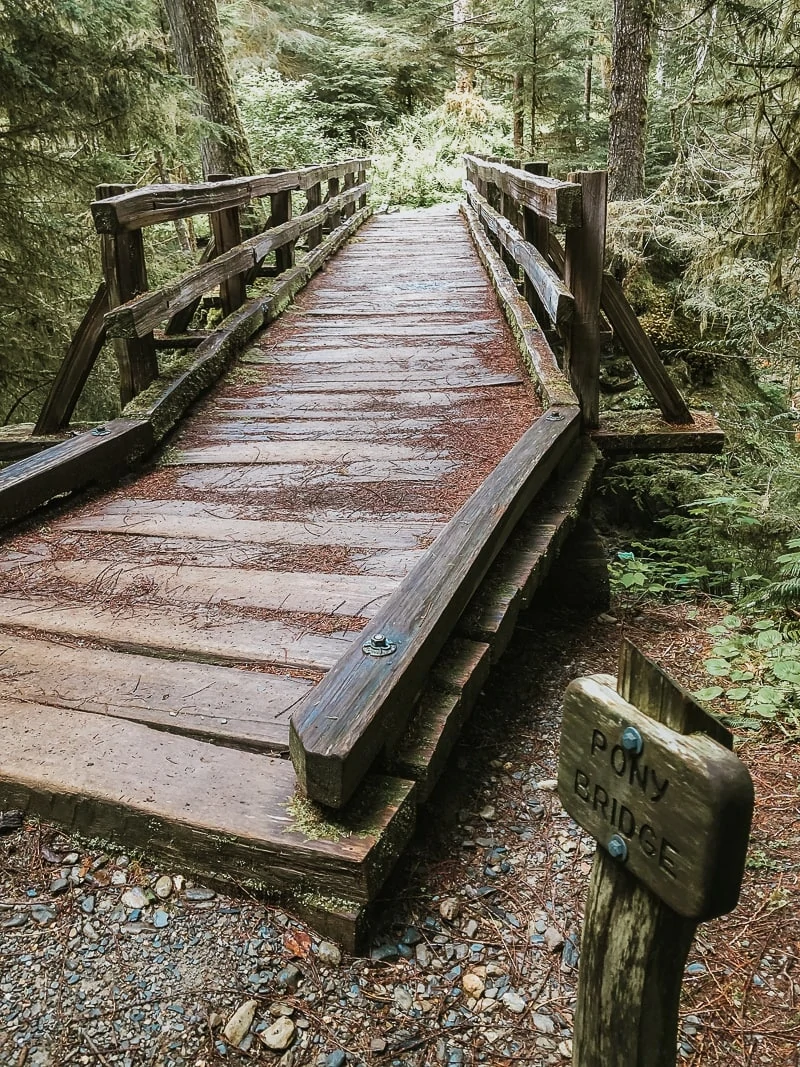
[0,156,721,946]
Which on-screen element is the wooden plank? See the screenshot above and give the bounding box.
[40,559,397,618]
[592,410,724,454]
[172,461,457,493]
[197,417,439,437]
[208,173,246,316]
[564,171,607,429]
[0,699,414,908]
[463,155,582,226]
[34,284,109,435]
[164,440,444,466]
[0,598,350,672]
[225,375,523,394]
[601,273,692,425]
[0,633,308,752]
[276,322,499,339]
[464,181,573,327]
[63,505,445,550]
[461,201,577,410]
[248,347,478,365]
[290,407,581,808]
[0,420,153,527]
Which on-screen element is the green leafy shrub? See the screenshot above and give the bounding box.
[236,68,338,169]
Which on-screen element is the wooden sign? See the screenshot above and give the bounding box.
[562,641,755,1067]
[558,676,753,920]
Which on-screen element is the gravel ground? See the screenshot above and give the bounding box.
[1,600,798,1066]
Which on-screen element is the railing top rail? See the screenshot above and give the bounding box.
[92,158,372,234]
[463,154,582,226]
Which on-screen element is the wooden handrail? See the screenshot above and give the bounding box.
[92,159,371,234]
[105,181,370,339]
[289,406,582,809]
[464,154,582,226]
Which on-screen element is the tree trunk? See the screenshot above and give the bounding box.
[584,37,594,124]
[608,0,654,200]
[513,71,525,153]
[453,0,475,91]
[161,0,254,178]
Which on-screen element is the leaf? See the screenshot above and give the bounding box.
[284,929,312,958]
[726,687,750,701]
[708,625,730,635]
[730,670,755,682]
[771,660,800,684]
[751,686,784,705]
[753,619,777,630]
[753,706,778,719]
[694,686,724,701]
[722,615,742,629]
[704,659,731,677]
[756,629,783,650]
[617,551,635,561]
[712,642,742,660]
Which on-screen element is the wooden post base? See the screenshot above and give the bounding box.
[541,517,610,613]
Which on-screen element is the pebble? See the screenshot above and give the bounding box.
[153,909,169,929]
[544,926,564,952]
[80,894,95,915]
[462,972,485,998]
[535,779,559,791]
[223,999,258,1046]
[502,991,527,1014]
[439,897,461,922]
[370,1038,388,1053]
[325,1053,347,1067]
[276,963,302,991]
[2,913,29,929]
[49,877,70,895]
[532,1012,556,1034]
[31,905,57,925]
[121,887,148,910]
[393,985,413,1011]
[260,1016,296,1051]
[184,886,216,902]
[154,875,173,899]
[317,940,342,966]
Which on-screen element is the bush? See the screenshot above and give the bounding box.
[236,68,338,169]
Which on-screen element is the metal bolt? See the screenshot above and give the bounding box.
[545,409,564,422]
[621,725,644,756]
[607,835,628,862]
[362,632,397,658]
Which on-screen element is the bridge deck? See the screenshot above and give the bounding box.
[0,205,586,942]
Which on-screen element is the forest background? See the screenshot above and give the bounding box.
[1,0,799,728]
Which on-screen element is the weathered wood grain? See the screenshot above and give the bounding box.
[0,633,308,751]
[290,407,580,808]
[463,155,582,225]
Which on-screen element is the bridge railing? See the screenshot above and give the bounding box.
[34,158,371,435]
[463,153,693,427]
[0,159,371,526]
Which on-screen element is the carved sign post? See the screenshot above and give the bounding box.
[558,640,754,1067]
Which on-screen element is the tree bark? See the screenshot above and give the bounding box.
[161,0,254,178]
[453,0,475,91]
[513,71,525,153]
[608,0,654,200]
[584,37,594,124]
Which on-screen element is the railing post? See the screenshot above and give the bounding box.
[342,167,355,219]
[564,170,607,429]
[327,173,342,231]
[97,183,158,408]
[207,173,246,316]
[269,168,294,274]
[522,161,551,326]
[357,163,368,209]
[304,180,323,250]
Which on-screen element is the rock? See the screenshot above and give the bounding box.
[2,913,28,929]
[63,852,79,865]
[223,999,258,1047]
[154,875,173,900]
[153,909,169,929]
[370,1038,388,1053]
[536,779,559,791]
[463,919,478,938]
[479,805,496,820]
[501,991,526,1014]
[82,922,99,941]
[49,877,70,896]
[90,854,109,872]
[393,985,413,1011]
[116,855,130,868]
[324,1053,347,1067]
[31,904,57,925]
[80,895,95,915]
[122,887,148,910]
[462,972,485,998]
[316,941,341,967]
[401,926,422,946]
[370,944,399,962]
[532,1013,556,1034]
[208,1012,224,1031]
[276,964,302,991]
[687,962,707,975]
[561,933,580,969]
[415,944,432,967]
[0,809,24,834]
[439,898,461,922]
[260,1016,296,1052]
[110,870,127,886]
[558,1040,572,1059]
[184,886,215,902]
[543,927,564,953]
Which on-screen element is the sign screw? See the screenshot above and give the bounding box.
[607,834,628,862]
[362,632,398,657]
[621,725,644,756]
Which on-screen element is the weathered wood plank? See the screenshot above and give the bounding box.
[63,505,445,550]
[34,284,110,435]
[0,420,153,527]
[463,155,582,226]
[0,699,414,908]
[290,407,581,808]
[0,634,308,752]
[172,462,456,493]
[39,559,397,617]
[164,441,444,465]
[464,180,573,327]
[0,598,350,671]
[592,411,724,454]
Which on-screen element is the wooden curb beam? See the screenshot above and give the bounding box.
[558,641,754,1067]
